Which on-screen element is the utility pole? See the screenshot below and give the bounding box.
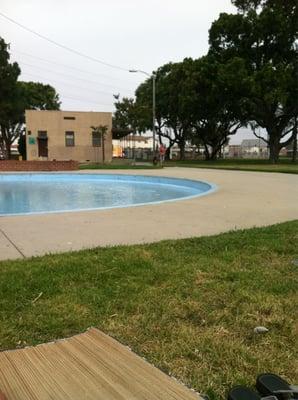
[152,73,156,160]
[292,118,297,163]
[129,69,156,163]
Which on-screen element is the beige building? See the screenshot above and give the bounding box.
[25,110,112,163]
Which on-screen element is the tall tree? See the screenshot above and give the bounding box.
[0,37,21,159]
[116,57,246,161]
[209,0,298,162]
[1,80,61,159]
[17,133,26,160]
[185,56,247,160]
[112,96,141,138]
[0,37,61,159]
[19,81,61,111]
[135,63,193,160]
[91,125,108,163]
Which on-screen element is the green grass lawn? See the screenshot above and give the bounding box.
[79,163,162,170]
[165,158,298,174]
[1,222,297,399]
[79,159,298,174]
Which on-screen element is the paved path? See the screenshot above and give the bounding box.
[0,168,297,261]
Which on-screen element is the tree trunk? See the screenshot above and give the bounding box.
[4,137,12,159]
[210,147,219,160]
[203,144,210,160]
[165,147,171,160]
[102,136,105,163]
[165,142,174,160]
[179,141,185,161]
[268,134,280,164]
[269,145,279,163]
[0,140,4,159]
[210,142,223,160]
[203,144,221,160]
[158,133,163,146]
[1,126,12,160]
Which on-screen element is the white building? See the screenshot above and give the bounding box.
[241,139,268,157]
[112,134,153,159]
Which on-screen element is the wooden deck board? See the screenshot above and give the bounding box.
[0,328,202,399]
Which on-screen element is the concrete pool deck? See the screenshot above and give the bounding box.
[0,168,297,261]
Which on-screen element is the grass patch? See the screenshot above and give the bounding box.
[79,163,162,170]
[0,221,297,399]
[165,159,298,174]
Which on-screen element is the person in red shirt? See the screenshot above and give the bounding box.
[159,144,166,165]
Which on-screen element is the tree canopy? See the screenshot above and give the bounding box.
[0,37,21,158]
[112,97,140,139]
[19,81,61,112]
[112,0,297,163]
[0,36,60,159]
[134,62,195,159]
[209,0,298,162]
[115,56,249,160]
[187,56,249,160]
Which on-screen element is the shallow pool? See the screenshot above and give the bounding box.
[0,173,216,216]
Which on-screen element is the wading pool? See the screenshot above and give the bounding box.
[0,173,216,216]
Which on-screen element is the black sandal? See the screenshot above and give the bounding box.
[228,386,262,400]
[256,373,298,400]
[228,385,278,400]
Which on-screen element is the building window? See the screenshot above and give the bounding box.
[92,132,101,147]
[64,116,75,120]
[65,131,75,147]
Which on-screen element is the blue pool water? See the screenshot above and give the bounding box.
[0,174,216,216]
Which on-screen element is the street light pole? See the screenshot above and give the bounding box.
[152,73,156,159]
[129,69,156,162]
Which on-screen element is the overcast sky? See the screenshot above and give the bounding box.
[1,0,256,143]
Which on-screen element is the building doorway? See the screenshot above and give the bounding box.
[37,131,48,158]
[38,138,48,157]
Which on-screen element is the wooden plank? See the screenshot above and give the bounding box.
[0,328,202,400]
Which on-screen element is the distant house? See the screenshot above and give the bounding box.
[170,144,201,160]
[286,138,298,157]
[228,145,242,158]
[241,138,268,157]
[112,134,153,159]
[25,110,112,163]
